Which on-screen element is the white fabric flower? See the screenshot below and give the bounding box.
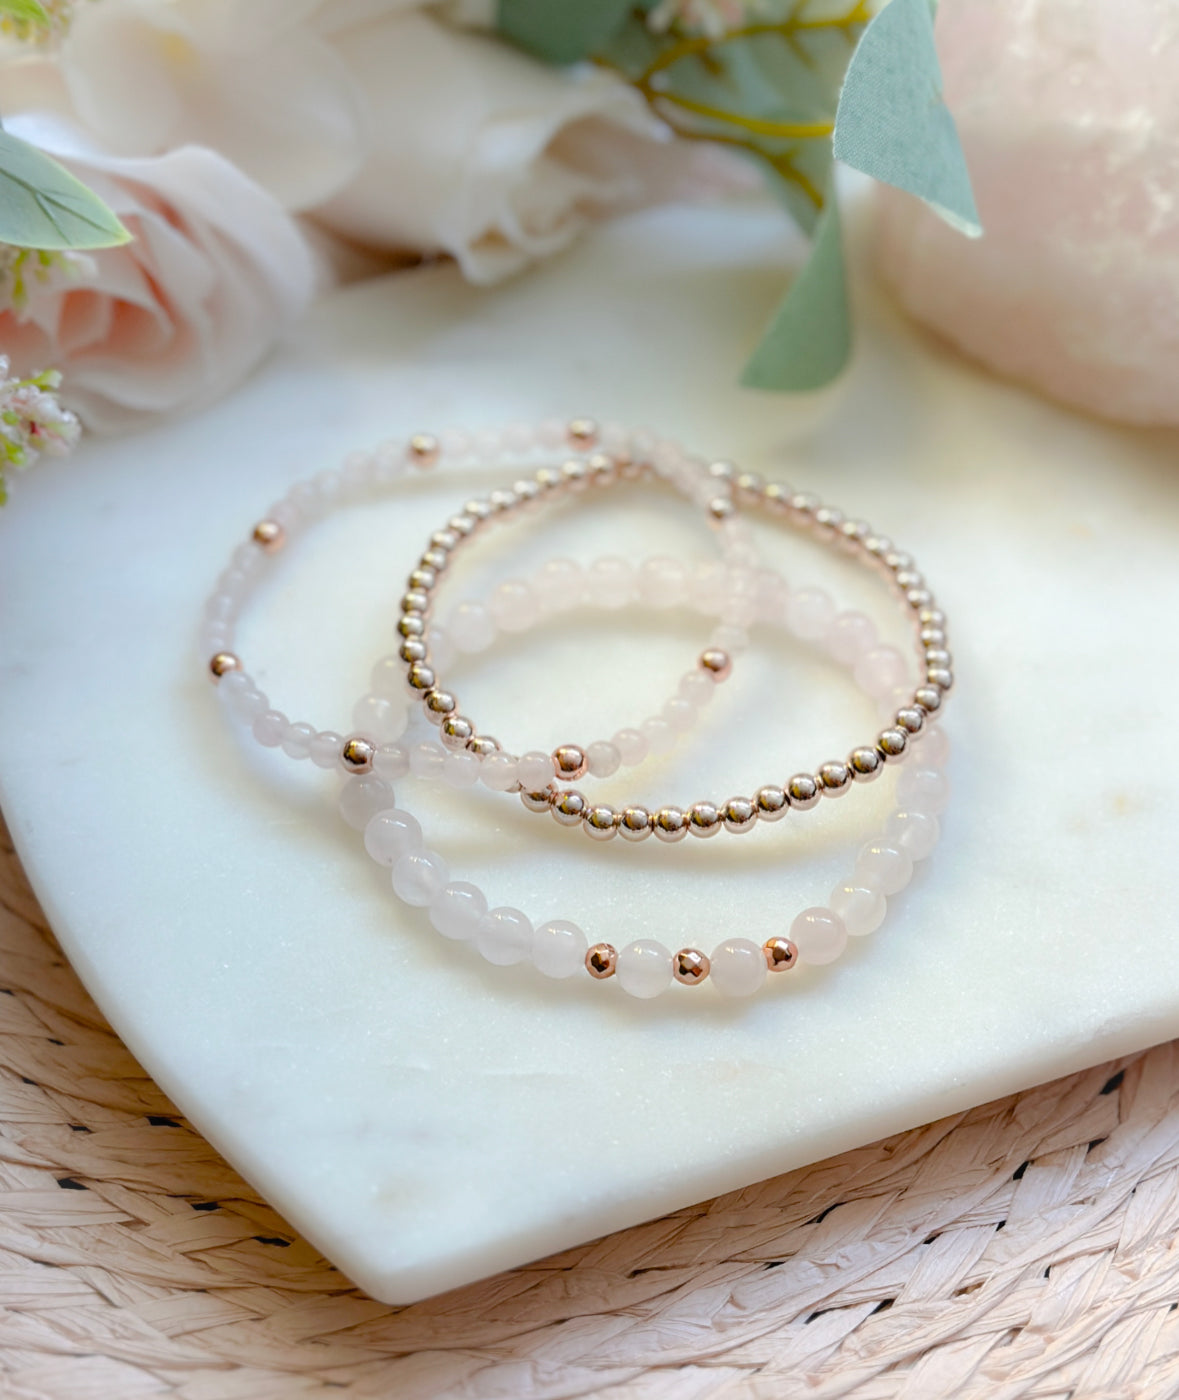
[0,114,315,432]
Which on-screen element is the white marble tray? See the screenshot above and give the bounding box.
[1,201,1177,1304]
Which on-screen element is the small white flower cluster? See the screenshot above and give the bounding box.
[0,244,95,316]
[647,0,764,38]
[0,356,81,501]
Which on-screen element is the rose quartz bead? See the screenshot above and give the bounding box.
[352,693,408,742]
[710,623,748,655]
[518,751,556,790]
[786,587,836,641]
[364,808,422,865]
[586,740,621,778]
[281,721,316,761]
[662,697,696,734]
[374,743,409,781]
[616,939,673,999]
[829,884,887,937]
[915,725,950,769]
[637,556,689,608]
[252,709,289,748]
[710,938,768,997]
[227,684,268,725]
[339,775,396,831]
[492,579,538,632]
[896,767,951,816]
[613,728,648,766]
[678,670,714,707]
[442,751,481,788]
[392,849,449,906]
[790,907,848,965]
[589,556,635,609]
[854,841,914,895]
[429,881,487,940]
[439,428,472,462]
[535,558,584,612]
[641,717,675,755]
[408,742,445,780]
[448,601,496,654]
[425,626,457,672]
[885,809,941,861]
[854,646,909,700]
[825,610,877,665]
[370,655,404,699]
[310,730,344,769]
[477,907,534,966]
[532,919,588,978]
[481,753,520,791]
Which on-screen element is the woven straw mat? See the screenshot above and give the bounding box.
[3,815,1179,1400]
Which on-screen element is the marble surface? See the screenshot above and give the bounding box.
[1,201,1177,1305]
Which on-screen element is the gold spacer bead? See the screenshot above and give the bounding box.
[699,648,732,682]
[673,948,710,985]
[208,651,241,680]
[586,943,617,979]
[341,734,376,774]
[252,520,285,552]
[763,937,798,973]
[567,417,598,449]
[552,744,588,781]
[408,432,440,467]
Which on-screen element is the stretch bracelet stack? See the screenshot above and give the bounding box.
[205,417,955,1002]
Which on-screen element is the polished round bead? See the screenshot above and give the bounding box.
[481,753,519,791]
[711,938,768,997]
[428,881,487,940]
[613,728,648,766]
[399,638,427,664]
[373,743,409,781]
[227,684,268,725]
[408,432,440,467]
[755,785,789,822]
[476,907,534,966]
[406,662,435,692]
[786,587,835,641]
[662,697,696,734]
[678,671,714,708]
[640,717,675,755]
[252,519,285,552]
[408,741,445,780]
[825,611,877,665]
[707,495,734,522]
[520,786,555,813]
[722,797,758,834]
[397,613,426,639]
[352,694,408,742]
[688,802,721,838]
[532,919,589,979]
[517,751,556,790]
[926,666,954,692]
[252,709,289,748]
[552,789,589,826]
[895,706,926,737]
[466,734,502,758]
[364,808,422,865]
[699,648,732,682]
[653,806,689,842]
[449,601,495,654]
[924,648,952,670]
[763,937,798,973]
[673,949,710,986]
[786,773,820,811]
[638,556,689,608]
[817,761,852,798]
[553,744,588,781]
[618,807,654,841]
[855,646,909,699]
[896,766,951,815]
[392,848,449,906]
[309,729,344,769]
[586,943,617,979]
[885,809,941,861]
[877,727,909,762]
[585,740,622,779]
[491,579,538,632]
[341,734,377,774]
[849,746,883,783]
[588,556,635,608]
[917,724,950,768]
[422,689,457,724]
[830,884,887,937]
[534,558,584,611]
[442,751,480,788]
[209,651,241,680]
[281,721,316,761]
[339,775,395,831]
[408,567,437,593]
[854,841,914,895]
[920,626,947,648]
[583,805,619,840]
[567,416,598,448]
[617,940,673,999]
[789,907,848,965]
[913,684,944,716]
[401,588,430,614]
[439,714,475,750]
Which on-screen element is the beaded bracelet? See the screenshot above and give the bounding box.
[336,560,949,999]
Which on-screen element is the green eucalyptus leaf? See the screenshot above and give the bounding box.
[741,189,849,391]
[833,0,980,235]
[496,0,632,64]
[0,0,51,27]
[0,129,130,249]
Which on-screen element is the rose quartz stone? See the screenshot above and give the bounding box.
[875,0,1179,425]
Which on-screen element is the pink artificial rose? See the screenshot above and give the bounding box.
[875,0,1179,426]
[0,114,315,433]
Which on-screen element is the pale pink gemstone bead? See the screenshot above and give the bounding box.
[721,593,757,630]
[786,587,836,641]
[535,558,584,612]
[448,601,496,654]
[374,438,411,479]
[481,753,520,791]
[442,751,481,788]
[532,919,588,978]
[896,767,951,816]
[637,556,689,608]
[916,725,950,768]
[709,938,768,997]
[439,428,472,462]
[585,740,621,778]
[854,841,914,895]
[491,579,538,633]
[518,751,556,790]
[790,907,848,965]
[640,717,675,755]
[825,610,877,665]
[409,742,445,780]
[613,728,648,766]
[425,626,457,672]
[589,556,635,609]
[363,808,422,865]
[341,449,375,497]
[710,623,749,655]
[678,671,713,707]
[829,884,887,937]
[373,742,409,781]
[885,809,941,861]
[252,709,289,748]
[370,655,405,699]
[281,721,316,761]
[854,646,909,700]
[352,693,408,742]
[476,907,534,966]
[228,683,268,725]
[662,697,696,734]
[392,849,449,907]
[504,421,534,453]
[339,775,396,831]
[754,568,788,623]
[689,560,727,613]
[616,939,673,999]
[472,427,504,462]
[429,881,487,940]
[310,729,344,769]
[537,417,565,449]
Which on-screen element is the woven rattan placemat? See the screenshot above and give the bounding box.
[3,814,1177,1400]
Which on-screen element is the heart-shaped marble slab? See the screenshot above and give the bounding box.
[2,202,1178,1304]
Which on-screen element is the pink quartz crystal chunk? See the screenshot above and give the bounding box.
[875,0,1179,426]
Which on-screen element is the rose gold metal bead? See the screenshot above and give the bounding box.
[252,520,285,552]
[926,666,954,692]
[408,567,437,592]
[734,471,764,501]
[561,458,590,491]
[567,417,598,449]
[688,801,721,838]
[585,451,615,483]
[489,488,517,512]
[877,727,909,762]
[440,715,474,750]
[849,746,883,782]
[341,734,376,774]
[618,806,654,841]
[895,706,926,736]
[914,684,944,714]
[786,773,820,811]
[423,688,457,723]
[408,432,439,467]
[401,588,430,614]
[420,548,449,573]
[209,651,241,680]
[397,613,426,638]
[653,806,689,842]
[586,943,617,979]
[673,949,710,986]
[406,661,435,692]
[906,587,934,610]
[763,937,798,972]
[722,797,758,834]
[534,466,563,492]
[551,789,588,827]
[466,734,501,757]
[583,805,619,841]
[924,648,952,669]
[919,607,946,628]
[817,761,852,798]
[708,459,736,482]
[755,785,789,821]
[447,513,478,536]
[552,744,588,781]
[399,638,427,664]
[920,626,946,648]
[512,477,542,503]
[707,495,734,522]
[464,499,494,521]
[520,787,555,813]
[699,648,732,682]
